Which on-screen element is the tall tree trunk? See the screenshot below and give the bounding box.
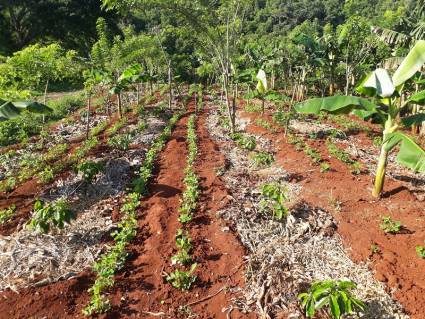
[42,79,49,123]
[86,95,91,140]
[232,86,237,130]
[222,74,235,134]
[168,60,172,110]
[117,93,122,118]
[194,88,197,114]
[136,84,140,105]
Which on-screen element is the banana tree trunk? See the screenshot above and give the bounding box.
[372,118,396,197]
[372,142,388,197]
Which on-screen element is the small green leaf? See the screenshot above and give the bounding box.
[330,294,341,319]
[306,297,316,317]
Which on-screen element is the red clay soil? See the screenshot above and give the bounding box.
[104,109,253,319]
[240,109,425,319]
[0,108,254,319]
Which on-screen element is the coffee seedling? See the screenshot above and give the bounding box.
[77,160,104,183]
[166,263,197,290]
[299,280,366,319]
[251,151,274,167]
[416,241,425,259]
[0,204,16,224]
[259,182,289,220]
[380,216,402,234]
[29,198,73,233]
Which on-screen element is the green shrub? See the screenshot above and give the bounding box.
[48,93,85,120]
[108,134,132,150]
[77,161,104,183]
[0,204,16,224]
[28,198,73,233]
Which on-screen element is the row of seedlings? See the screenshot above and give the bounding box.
[166,114,199,290]
[83,112,182,315]
[0,119,109,193]
[0,120,110,227]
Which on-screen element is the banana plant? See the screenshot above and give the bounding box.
[256,69,268,114]
[0,99,52,121]
[295,40,425,197]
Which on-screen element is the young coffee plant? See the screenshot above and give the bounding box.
[380,216,402,234]
[106,117,128,136]
[171,249,192,266]
[370,244,380,255]
[231,133,257,151]
[108,133,132,150]
[70,137,99,163]
[251,151,274,167]
[0,204,16,224]
[416,241,425,259]
[37,166,54,184]
[0,177,17,192]
[255,118,274,131]
[259,182,289,220]
[166,263,197,290]
[304,145,322,164]
[326,139,362,175]
[77,160,104,183]
[175,229,192,251]
[172,229,193,266]
[287,133,306,151]
[89,120,109,137]
[298,280,366,319]
[28,198,73,233]
[320,162,330,173]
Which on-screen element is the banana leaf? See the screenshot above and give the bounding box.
[407,90,425,105]
[118,64,143,83]
[358,68,395,98]
[392,40,425,87]
[384,131,425,173]
[12,101,52,114]
[256,69,267,94]
[0,100,21,119]
[401,113,425,127]
[295,95,380,118]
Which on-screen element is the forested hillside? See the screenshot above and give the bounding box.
[0,1,424,319]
